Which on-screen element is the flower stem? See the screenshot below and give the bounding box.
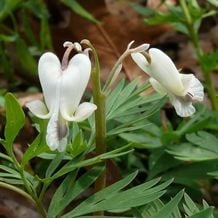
[82,40,107,215]
[179,0,218,110]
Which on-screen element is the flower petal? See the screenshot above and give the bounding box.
[74,102,97,122]
[148,48,185,96]
[131,52,151,76]
[180,74,204,102]
[26,100,51,119]
[62,102,97,122]
[46,112,69,151]
[169,94,196,117]
[60,53,91,119]
[38,52,61,110]
[149,78,167,95]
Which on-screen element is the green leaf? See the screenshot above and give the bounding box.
[15,37,37,75]
[148,150,182,179]
[48,165,105,218]
[106,79,125,110]
[0,0,22,21]
[4,93,25,149]
[63,177,173,217]
[167,143,218,161]
[151,190,184,218]
[0,152,13,162]
[176,106,211,135]
[131,3,155,16]
[161,160,218,188]
[0,33,17,42]
[23,0,49,19]
[207,0,218,7]
[136,199,165,217]
[40,17,52,50]
[22,133,48,167]
[167,131,218,161]
[68,130,87,157]
[61,0,100,24]
[107,79,138,118]
[66,171,138,216]
[183,193,200,216]
[200,51,218,73]
[45,152,65,178]
[189,208,213,218]
[0,177,23,185]
[0,165,19,175]
[42,144,132,182]
[120,132,162,149]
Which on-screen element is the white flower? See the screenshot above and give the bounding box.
[26,42,97,152]
[131,48,204,117]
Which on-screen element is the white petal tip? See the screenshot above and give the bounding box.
[131,52,150,75]
[63,41,73,48]
[137,43,150,52]
[83,48,92,56]
[26,100,50,119]
[127,40,135,49]
[74,42,82,52]
[74,102,97,122]
[176,105,196,117]
[169,94,196,117]
[181,74,204,102]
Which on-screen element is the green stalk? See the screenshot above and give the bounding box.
[82,40,107,215]
[0,181,34,202]
[7,147,46,217]
[19,166,47,218]
[179,0,218,110]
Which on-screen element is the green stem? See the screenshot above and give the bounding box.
[20,169,47,218]
[180,0,218,110]
[103,52,126,92]
[7,147,46,217]
[82,40,107,215]
[0,181,34,202]
[39,183,49,201]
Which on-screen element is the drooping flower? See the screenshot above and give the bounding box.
[26,41,97,152]
[131,47,204,117]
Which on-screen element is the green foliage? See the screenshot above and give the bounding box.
[48,165,105,218]
[200,51,218,73]
[0,0,98,90]
[4,93,25,149]
[133,0,215,36]
[61,0,100,24]
[62,173,173,217]
[167,131,218,161]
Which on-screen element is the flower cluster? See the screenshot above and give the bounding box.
[26,40,204,152]
[26,41,97,152]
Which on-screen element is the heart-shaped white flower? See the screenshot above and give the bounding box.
[26,42,97,151]
[131,48,204,117]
